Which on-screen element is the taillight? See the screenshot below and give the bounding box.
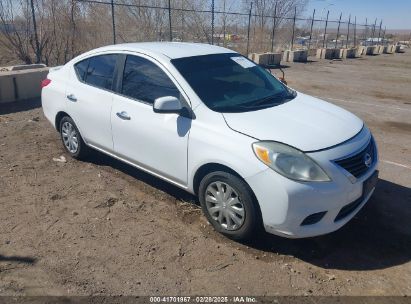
[41,78,51,88]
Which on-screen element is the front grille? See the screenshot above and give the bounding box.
[334,137,376,178]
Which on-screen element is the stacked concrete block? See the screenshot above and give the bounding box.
[308,49,318,57]
[333,48,345,59]
[0,67,49,103]
[356,46,367,56]
[384,45,395,54]
[377,45,384,54]
[316,48,334,59]
[366,46,378,55]
[341,48,357,59]
[283,50,308,62]
[249,52,282,66]
[395,45,405,53]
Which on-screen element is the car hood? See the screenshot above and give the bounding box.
[222,92,363,152]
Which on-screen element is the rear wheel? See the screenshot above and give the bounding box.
[199,171,262,241]
[59,116,89,159]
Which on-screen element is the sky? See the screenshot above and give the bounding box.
[306,0,411,30]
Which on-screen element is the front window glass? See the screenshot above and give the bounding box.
[171,53,296,113]
[122,55,180,104]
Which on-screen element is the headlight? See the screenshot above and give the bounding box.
[252,141,331,182]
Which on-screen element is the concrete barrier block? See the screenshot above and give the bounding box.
[249,52,282,66]
[339,48,357,59]
[366,46,377,55]
[282,50,291,62]
[308,49,317,57]
[283,50,308,62]
[357,46,367,56]
[11,64,47,71]
[395,45,405,53]
[0,68,48,103]
[316,48,334,59]
[292,50,308,62]
[384,45,395,54]
[333,48,345,59]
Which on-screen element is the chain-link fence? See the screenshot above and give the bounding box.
[0,0,399,66]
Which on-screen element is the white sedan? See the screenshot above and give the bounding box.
[41,42,378,240]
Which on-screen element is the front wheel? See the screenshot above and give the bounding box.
[59,116,89,159]
[198,171,262,241]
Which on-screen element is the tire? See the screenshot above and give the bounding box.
[198,171,262,241]
[59,116,89,160]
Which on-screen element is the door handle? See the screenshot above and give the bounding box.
[66,94,77,102]
[116,111,131,120]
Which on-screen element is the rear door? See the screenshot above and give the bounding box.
[66,54,119,151]
[111,54,191,186]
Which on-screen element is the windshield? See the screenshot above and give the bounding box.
[171,53,296,113]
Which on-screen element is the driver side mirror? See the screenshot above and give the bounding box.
[153,96,182,114]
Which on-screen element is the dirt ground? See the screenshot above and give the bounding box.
[0,50,410,297]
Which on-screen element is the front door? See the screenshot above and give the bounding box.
[111,54,191,186]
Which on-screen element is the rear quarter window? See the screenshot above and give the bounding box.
[74,59,89,81]
[73,54,117,91]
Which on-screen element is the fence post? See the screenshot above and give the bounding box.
[270,1,278,52]
[246,2,253,55]
[29,0,41,63]
[307,9,315,51]
[323,10,329,48]
[168,0,173,41]
[211,0,214,45]
[70,0,76,60]
[346,14,351,48]
[291,6,296,50]
[354,16,357,47]
[371,18,377,40]
[181,0,184,41]
[111,0,116,44]
[335,12,342,49]
[377,20,382,44]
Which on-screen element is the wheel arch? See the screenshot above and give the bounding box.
[55,111,70,132]
[192,162,264,231]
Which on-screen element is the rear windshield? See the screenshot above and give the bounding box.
[171,53,295,113]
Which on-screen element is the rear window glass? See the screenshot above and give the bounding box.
[85,55,117,90]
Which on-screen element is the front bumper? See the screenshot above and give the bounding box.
[245,127,379,238]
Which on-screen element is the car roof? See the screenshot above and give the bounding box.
[89,42,236,59]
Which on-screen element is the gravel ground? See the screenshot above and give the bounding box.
[0,50,410,297]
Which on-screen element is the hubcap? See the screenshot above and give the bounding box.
[61,121,79,154]
[205,182,245,231]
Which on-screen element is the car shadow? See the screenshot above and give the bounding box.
[0,98,41,115]
[246,179,411,271]
[0,254,36,264]
[83,151,411,271]
[85,151,197,204]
